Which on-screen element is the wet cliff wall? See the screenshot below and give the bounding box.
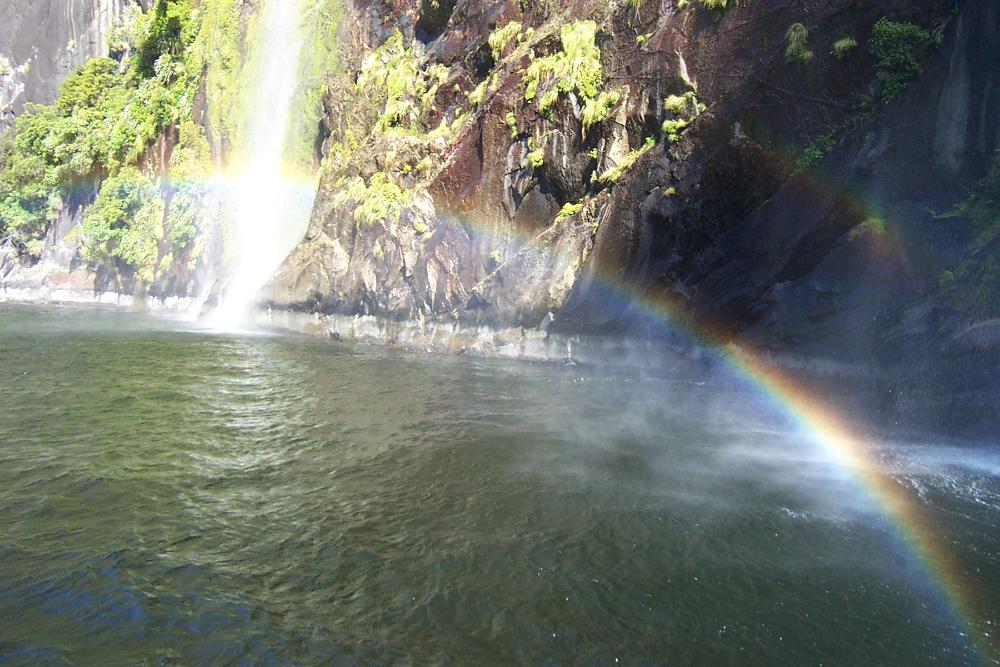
[1,0,340,304]
[2,0,997,434]
[263,0,999,435]
[0,0,144,131]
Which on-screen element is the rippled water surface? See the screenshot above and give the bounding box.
[1,304,998,665]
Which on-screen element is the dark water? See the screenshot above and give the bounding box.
[1,304,998,665]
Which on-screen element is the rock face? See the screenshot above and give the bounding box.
[3,0,997,435]
[260,0,999,436]
[0,0,137,131]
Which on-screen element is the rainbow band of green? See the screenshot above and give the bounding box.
[420,204,996,661]
[579,267,997,664]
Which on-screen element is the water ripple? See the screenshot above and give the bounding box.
[0,304,995,665]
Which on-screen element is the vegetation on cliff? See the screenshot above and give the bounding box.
[870,18,932,103]
[0,0,338,286]
[941,159,1000,311]
[13,2,209,282]
[322,27,458,230]
[523,21,605,119]
[3,0,992,345]
[0,0,209,274]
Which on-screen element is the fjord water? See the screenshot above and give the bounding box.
[1,305,997,665]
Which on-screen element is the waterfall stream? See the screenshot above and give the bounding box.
[210,0,314,329]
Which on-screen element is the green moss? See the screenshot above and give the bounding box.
[188,0,243,149]
[288,0,345,165]
[333,172,414,225]
[870,18,931,103]
[856,216,888,238]
[524,20,604,116]
[524,137,545,168]
[415,155,435,175]
[582,89,622,132]
[358,29,451,135]
[489,21,523,61]
[451,111,469,134]
[359,31,421,131]
[798,130,838,169]
[467,80,488,107]
[664,94,687,116]
[598,136,655,184]
[661,119,689,142]
[422,64,450,112]
[505,112,519,138]
[699,0,738,9]
[661,91,702,142]
[555,202,583,221]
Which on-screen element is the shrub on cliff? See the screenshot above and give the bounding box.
[699,0,739,10]
[598,137,656,184]
[0,123,59,256]
[82,168,164,282]
[0,0,218,262]
[937,159,1000,312]
[489,21,523,61]
[137,0,197,78]
[870,18,931,103]
[164,122,213,263]
[333,173,414,226]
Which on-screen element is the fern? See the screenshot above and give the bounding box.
[831,36,857,59]
[785,23,814,64]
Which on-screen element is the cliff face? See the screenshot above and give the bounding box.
[1,0,336,305]
[1,0,996,433]
[0,0,140,131]
[262,0,998,434]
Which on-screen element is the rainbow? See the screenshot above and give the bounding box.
[567,266,999,664]
[190,133,996,661]
[417,192,997,661]
[565,134,996,661]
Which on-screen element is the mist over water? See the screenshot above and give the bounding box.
[211,0,314,330]
[0,304,997,664]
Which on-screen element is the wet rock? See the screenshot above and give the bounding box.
[261,0,999,434]
[0,0,135,131]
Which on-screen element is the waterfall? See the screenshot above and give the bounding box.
[210,0,314,330]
